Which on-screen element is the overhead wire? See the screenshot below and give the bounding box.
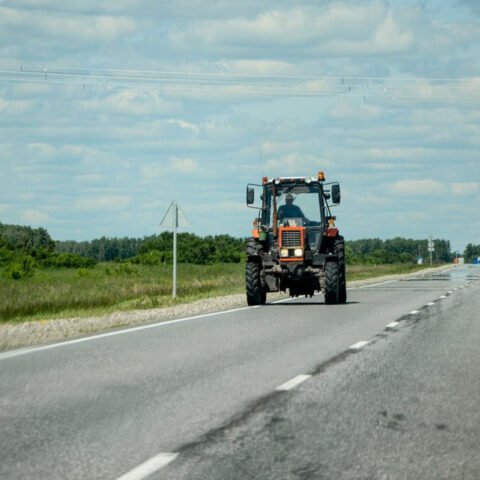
[1,65,480,102]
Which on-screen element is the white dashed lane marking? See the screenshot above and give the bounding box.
[276,375,312,391]
[116,453,178,480]
[409,310,419,315]
[385,322,399,330]
[349,340,369,351]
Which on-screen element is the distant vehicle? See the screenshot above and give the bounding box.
[245,172,346,305]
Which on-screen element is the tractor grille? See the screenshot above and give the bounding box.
[281,230,302,247]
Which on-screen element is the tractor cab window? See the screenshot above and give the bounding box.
[276,186,321,227]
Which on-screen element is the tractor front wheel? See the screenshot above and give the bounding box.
[246,262,266,306]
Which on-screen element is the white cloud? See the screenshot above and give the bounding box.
[0,6,137,42]
[166,119,200,133]
[75,195,131,210]
[1,0,143,13]
[22,209,50,223]
[27,142,56,156]
[169,158,199,174]
[0,97,34,115]
[140,163,164,179]
[74,174,104,183]
[80,89,176,116]
[391,179,446,196]
[265,153,332,174]
[168,4,415,57]
[328,102,384,121]
[451,182,479,196]
[141,158,200,178]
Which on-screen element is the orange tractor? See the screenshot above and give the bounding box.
[245,172,346,305]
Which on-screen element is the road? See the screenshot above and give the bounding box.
[0,265,479,479]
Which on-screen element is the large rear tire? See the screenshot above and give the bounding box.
[246,261,266,306]
[324,261,340,305]
[335,236,347,304]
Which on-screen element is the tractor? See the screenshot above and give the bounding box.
[245,172,346,305]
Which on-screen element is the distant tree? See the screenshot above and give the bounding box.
[0,223,55,254]
[346,237,452,265]
[464,244,480,263]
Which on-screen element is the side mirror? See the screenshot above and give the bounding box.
[331,184,341,204]
[246,187,255,205]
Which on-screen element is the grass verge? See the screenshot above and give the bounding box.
[0,263,244,323]
[346,263,439,281]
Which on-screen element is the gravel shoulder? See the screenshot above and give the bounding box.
[0,265,453,351]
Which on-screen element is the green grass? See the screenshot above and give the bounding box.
[0,263,245,323]
[346,263,438,281]
[0,262,444,323]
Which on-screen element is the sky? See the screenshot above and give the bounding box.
[0,0,479,253]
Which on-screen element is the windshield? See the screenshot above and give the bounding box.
[262,184,322,228]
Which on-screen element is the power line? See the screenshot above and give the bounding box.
[1,65,480,102]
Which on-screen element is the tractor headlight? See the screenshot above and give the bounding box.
[294,248,303,257]
[280,249,289,258]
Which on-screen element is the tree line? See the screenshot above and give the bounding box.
[56,232,245,264]
[464,243,480,263]
[55,233,455,265]
[2,222,477,280]
[345,237,454,264]
[0,223,95,278]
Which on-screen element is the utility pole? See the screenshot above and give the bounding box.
[428,236,435,265]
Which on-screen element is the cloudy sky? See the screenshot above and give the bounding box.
[0,0,479,252]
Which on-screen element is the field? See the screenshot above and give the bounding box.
[0,262,439,323]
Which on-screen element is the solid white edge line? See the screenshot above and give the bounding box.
[116,452,178,480]
[385,322,399,329]
[0,305,256,361]
[276,374,312,391]
[349,340,369,350]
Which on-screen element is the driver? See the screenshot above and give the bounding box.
[277,193,306,224]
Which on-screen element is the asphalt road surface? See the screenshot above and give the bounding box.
[1,265,479,480]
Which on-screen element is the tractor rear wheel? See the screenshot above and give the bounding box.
[246,261,266,306]
[335,236,347,304]
[324,261,340,304]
